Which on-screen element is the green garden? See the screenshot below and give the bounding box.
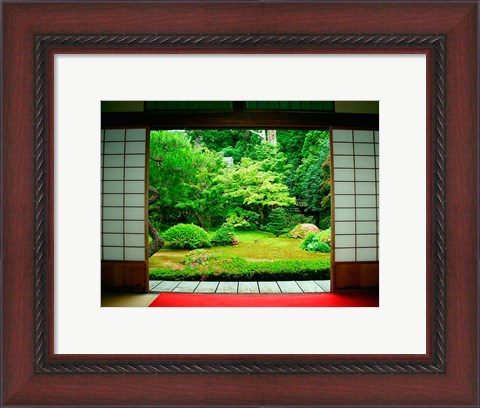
[148,129,332,281]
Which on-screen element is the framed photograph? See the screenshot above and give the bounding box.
[2,1,478,406]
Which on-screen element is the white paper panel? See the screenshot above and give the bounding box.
[374,131,379,143]
[103,142,125,154]
[335,222,355,234]
[334,195,355,208]
[335,235,355,248]
[125,168,145,180]
[354,156,375,168]
[105,129,124,141]
[355,182,376,194]
[125,155,145,167]
[333,156,354,168]
[102,207,123,220]
[125,194,144,207]
[125,234,145,247]
[125,247,146,261]
[356,208,377,221]
[103,247,124,260]
[125,141,146,154]
[125,207,144,220]
[332,129,352,142]
[126,129,146,141]
[356,248,377,261]
[335,248,355,262]
[103,233,123,247]
[353,130,374,143]
[125,181,145,194]
[102,194,123,207]
[103,181,124,194]
[125,221,144,233]
[333,142,353,155]
[354,143,374,155]
[334,182,354,194]
[103,220,123,233]
[103,168,124,180]
[355,169,375,181]
[334,168,354,181]
[335,208,355,221]
[103,155,124,167]
[356,235,377,247]
[356,195,377,208]
[356,221,377,234]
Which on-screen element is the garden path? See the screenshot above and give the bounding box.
[149,280,330,294]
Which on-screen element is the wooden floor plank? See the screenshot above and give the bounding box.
[149,280,162,291]
[238,282,259,293]
[216,282,238,293]
[195,281,219,293]
[314,280,330,292]
[296,280,324,293]
[151,280,181,293]
[173,281,200,292]
[277,281,303,293]
[258,281,281,293]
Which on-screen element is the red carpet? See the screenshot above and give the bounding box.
[148,292,379,307]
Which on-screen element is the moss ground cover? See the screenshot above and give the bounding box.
[149,230,330,281]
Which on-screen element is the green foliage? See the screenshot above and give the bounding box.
[263,208,290,237]
[163,223,211,249]
[319,216,331,231]
[211,223,239,246]
[225,207,259,230]
[215,157,296,221]
[300,232,332,253]
[317,228,332,246]
[289,223,320,239]
[149,131,225,228]
[150,249,330,281]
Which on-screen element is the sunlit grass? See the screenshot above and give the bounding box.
[149,230,329,271]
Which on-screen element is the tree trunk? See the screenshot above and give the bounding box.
[267,129,277,146]
[148,185,165,257]
[195,213,206,229]
[148,221,165,257]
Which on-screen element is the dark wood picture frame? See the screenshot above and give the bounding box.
[2,1,478,406]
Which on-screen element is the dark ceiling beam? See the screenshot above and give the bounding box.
[102,111,379,130]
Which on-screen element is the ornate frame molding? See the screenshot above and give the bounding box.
[33,34,446,374]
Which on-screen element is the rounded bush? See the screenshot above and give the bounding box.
[300,232,331,253]
[211,223,239,246]
[163,223,211,249]
[289,223,320,239]
[318,228,331,246]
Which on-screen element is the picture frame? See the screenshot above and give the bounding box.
[2,1,477,406]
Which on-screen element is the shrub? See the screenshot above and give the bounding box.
[149,254,330,281]
[263,208,290,237]
[211,223,239,246]
[163,223,211,249]
[319,215,331,230]
[226,207,259,230]
[300,232,331,253]
[288,213,315,228]
[317,228,331,246]
[289,223,320,239]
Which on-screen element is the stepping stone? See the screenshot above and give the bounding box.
[277,281,303,293]
[173,281,200,293]
[258,281,281,293]
[296,280,324,293]
[314,280,330,292]
[238,282,259,293]
[216,282,238,293]
[149,280,162,291]
[195,281,219,293]
[151,280,181,293]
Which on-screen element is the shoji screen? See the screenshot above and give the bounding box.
[101,128,149,293]
[331,129,379,289]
